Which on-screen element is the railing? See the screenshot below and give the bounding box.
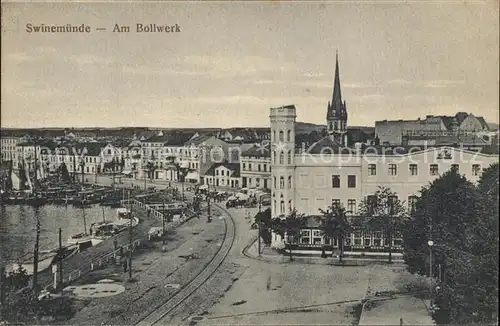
[62,239,142,284]
[44,198,198,290]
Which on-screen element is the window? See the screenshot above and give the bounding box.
[273,131,276,142]
[287,151,292,164]
[409,164,418,176]
[300,230,311,244]
[364,233,371,246]
[288,200,292,211]
[451,164,459,173]
[280,200,285,214]
[273,200,276,213]
[472,164,481,176]
[243,163,246,170]
[279,152,284,164]
[332,199,341,208]
[368,164,376,176]
[273,151,276,164]
[430,164,439,176]
[331,175,340,188]
[258,164,261,172]
[312,230,322,245]
[373,232,382,247]
[354,231,362,245]
[273,176,277,188]
[408,195,418,212]
[388,195,398,215]
[288,175,292,189]
[280,176,284,189]
[279,130,284,141]
[347,199,356,214]
[216,170,219,176]
[287,130,291,142]
[388,164,397,176]
[249,163,252,171]
[347,175,356,188]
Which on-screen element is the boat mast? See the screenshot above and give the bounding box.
[82,195,87,235]
[128,190,133,279]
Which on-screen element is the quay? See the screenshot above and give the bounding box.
[36,196,199,290]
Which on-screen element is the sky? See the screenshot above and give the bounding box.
[1,1,499,128]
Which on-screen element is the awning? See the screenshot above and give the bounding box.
[122,170,132,175]
[179,162,189,169]
[199,185,208,190]
[186,171,199,180]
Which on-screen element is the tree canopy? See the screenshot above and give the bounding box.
[402,163,499,324]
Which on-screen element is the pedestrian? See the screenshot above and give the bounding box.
[123,258,128,272]
[113,238,118,250]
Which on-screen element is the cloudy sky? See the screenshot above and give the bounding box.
[1,1,498,128]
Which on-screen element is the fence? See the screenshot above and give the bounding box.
[44,198,197,290]
[62,239,142,285]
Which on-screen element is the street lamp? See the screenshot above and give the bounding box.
[428,239,434,307]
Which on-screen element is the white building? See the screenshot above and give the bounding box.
[269,56,499,251]
[270,105,498,250]
[240,145,271,189]
[1,135,23,163]
[203,163,241,188]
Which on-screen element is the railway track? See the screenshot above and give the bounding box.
[134,204,235,326]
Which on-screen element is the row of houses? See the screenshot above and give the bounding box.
[0,130,273,190]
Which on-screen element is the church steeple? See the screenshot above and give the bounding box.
[332,51,342,110]
[326,51,348,145]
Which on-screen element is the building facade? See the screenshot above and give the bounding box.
[240,145,271,189]
[270,105,499,249]
[269,57,499,251]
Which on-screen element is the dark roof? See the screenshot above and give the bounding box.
[241,145,270,158]
[73,142,108,156]
[437,116,457,131]
[184,134,214,146]
[306,136,354,155]
[204,163,240,177]
[476,117,490,130]
[455,112,469,124]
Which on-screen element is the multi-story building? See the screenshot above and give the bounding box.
[0,135,24,163]
[269,56,499,251]
[203,163,241,188]
[240,145,271,189]
[376,112,492,146]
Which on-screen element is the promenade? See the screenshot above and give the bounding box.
[37,186,199,291]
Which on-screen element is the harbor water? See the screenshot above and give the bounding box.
[0,204,118,266]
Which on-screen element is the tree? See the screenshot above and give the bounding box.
[146,161,156,181]
[401,166,498,324]
[58,162,71,184]
[317,203,351,262]
[254,208,272,245]
[270,209,306,261]
[402,168,480,276]
[358,186,407,263]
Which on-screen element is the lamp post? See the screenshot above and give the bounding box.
[428,239,434,307]
[143,164,147,191]
[206,182,211,223]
